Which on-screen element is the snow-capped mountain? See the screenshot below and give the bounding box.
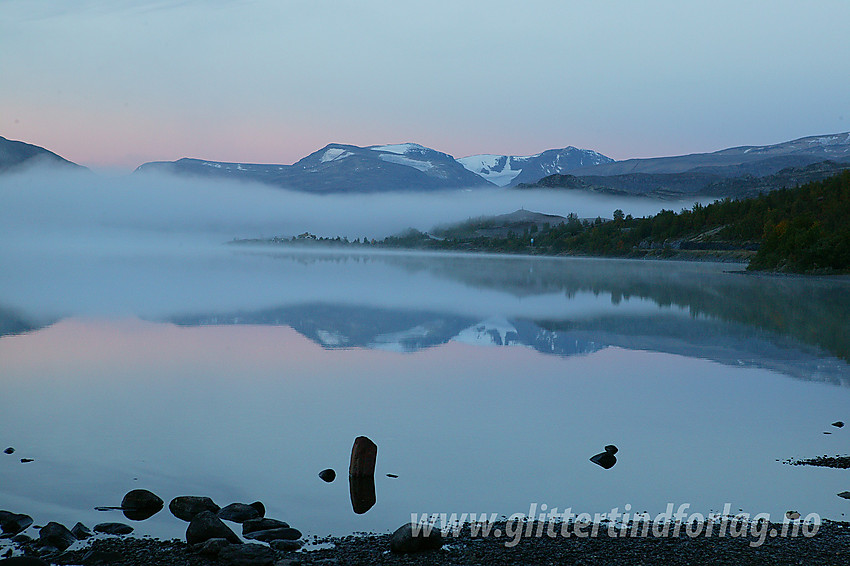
[452,316,522,347]
[457,147,614,187]
[135,141,616,192]
[136,142,493,193]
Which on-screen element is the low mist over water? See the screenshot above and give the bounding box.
[0,167,704,246]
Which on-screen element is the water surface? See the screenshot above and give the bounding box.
[2,247,849,539]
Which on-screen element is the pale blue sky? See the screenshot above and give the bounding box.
[2,0,849,168]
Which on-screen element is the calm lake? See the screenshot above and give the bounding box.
[2,245,850,540]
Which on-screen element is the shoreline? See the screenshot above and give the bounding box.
[6,519,848,565]
[231,239,850,278]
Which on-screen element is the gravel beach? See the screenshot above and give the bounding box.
[2,520,845,566]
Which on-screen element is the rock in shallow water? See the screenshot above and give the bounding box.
[242,518,289,536]
[186,511,241,545]
[93,523,133,535]
[169,496,220,522]
[218,503,260,523]
[0,513,33,536]
[243,527,302,543]
[71,522,92,540]
[318,469,336,483]
[349,436,378,477]
[590,445,618,469]
[38,522,76,552]
[349,474,376,514]
[3,448,13,455]
[838,491,850,499]
[390,522,443,554]
[120,489,163,521]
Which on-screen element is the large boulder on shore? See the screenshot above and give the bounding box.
[218,503,261,523]
[121,489,163,520]
[169,496,220,522]
[390,522,443,554]
[186,511,241,545]
[38,522,76,551]
[0,512,33,536]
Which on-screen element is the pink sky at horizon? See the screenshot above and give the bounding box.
[2,1,849,171]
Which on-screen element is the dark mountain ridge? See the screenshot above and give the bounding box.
[0,136,84,172]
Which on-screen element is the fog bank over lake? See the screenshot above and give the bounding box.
[0,167,705,246]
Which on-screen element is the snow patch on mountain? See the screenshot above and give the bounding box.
[452,317,523,347]
[457,147,615,187]
[370,143,426,155]
[320,148,353,163]
[456,154,523,187]
[369,324,438,352]
[316,329,349,346]
[378,153,435,172]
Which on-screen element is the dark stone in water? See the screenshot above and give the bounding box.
[0,512,33,536]
[243,527,302,542]
[3,448,13,455]
[242,518,289,536]
[386,473,399,478]
[71,522,92,540]
[838,491,850,499]
[350,474,376,514]
[590,445,618,469]
[218,543,275,566]
[349,436,378,478]
[93,523,133,535]
[120,489,163,521]
[833,421,845,428]
[390,522,443,554]
[38,522,76,551]
[186,511,241,545]
[318,469,336,482]
[169,496,221,522]
[19,459,33,464]
[218,503,260,523]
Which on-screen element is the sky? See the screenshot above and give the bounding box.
[2,0,849,170]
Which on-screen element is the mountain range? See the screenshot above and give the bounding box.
[135,142,612,192]
[3,132,850,197]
